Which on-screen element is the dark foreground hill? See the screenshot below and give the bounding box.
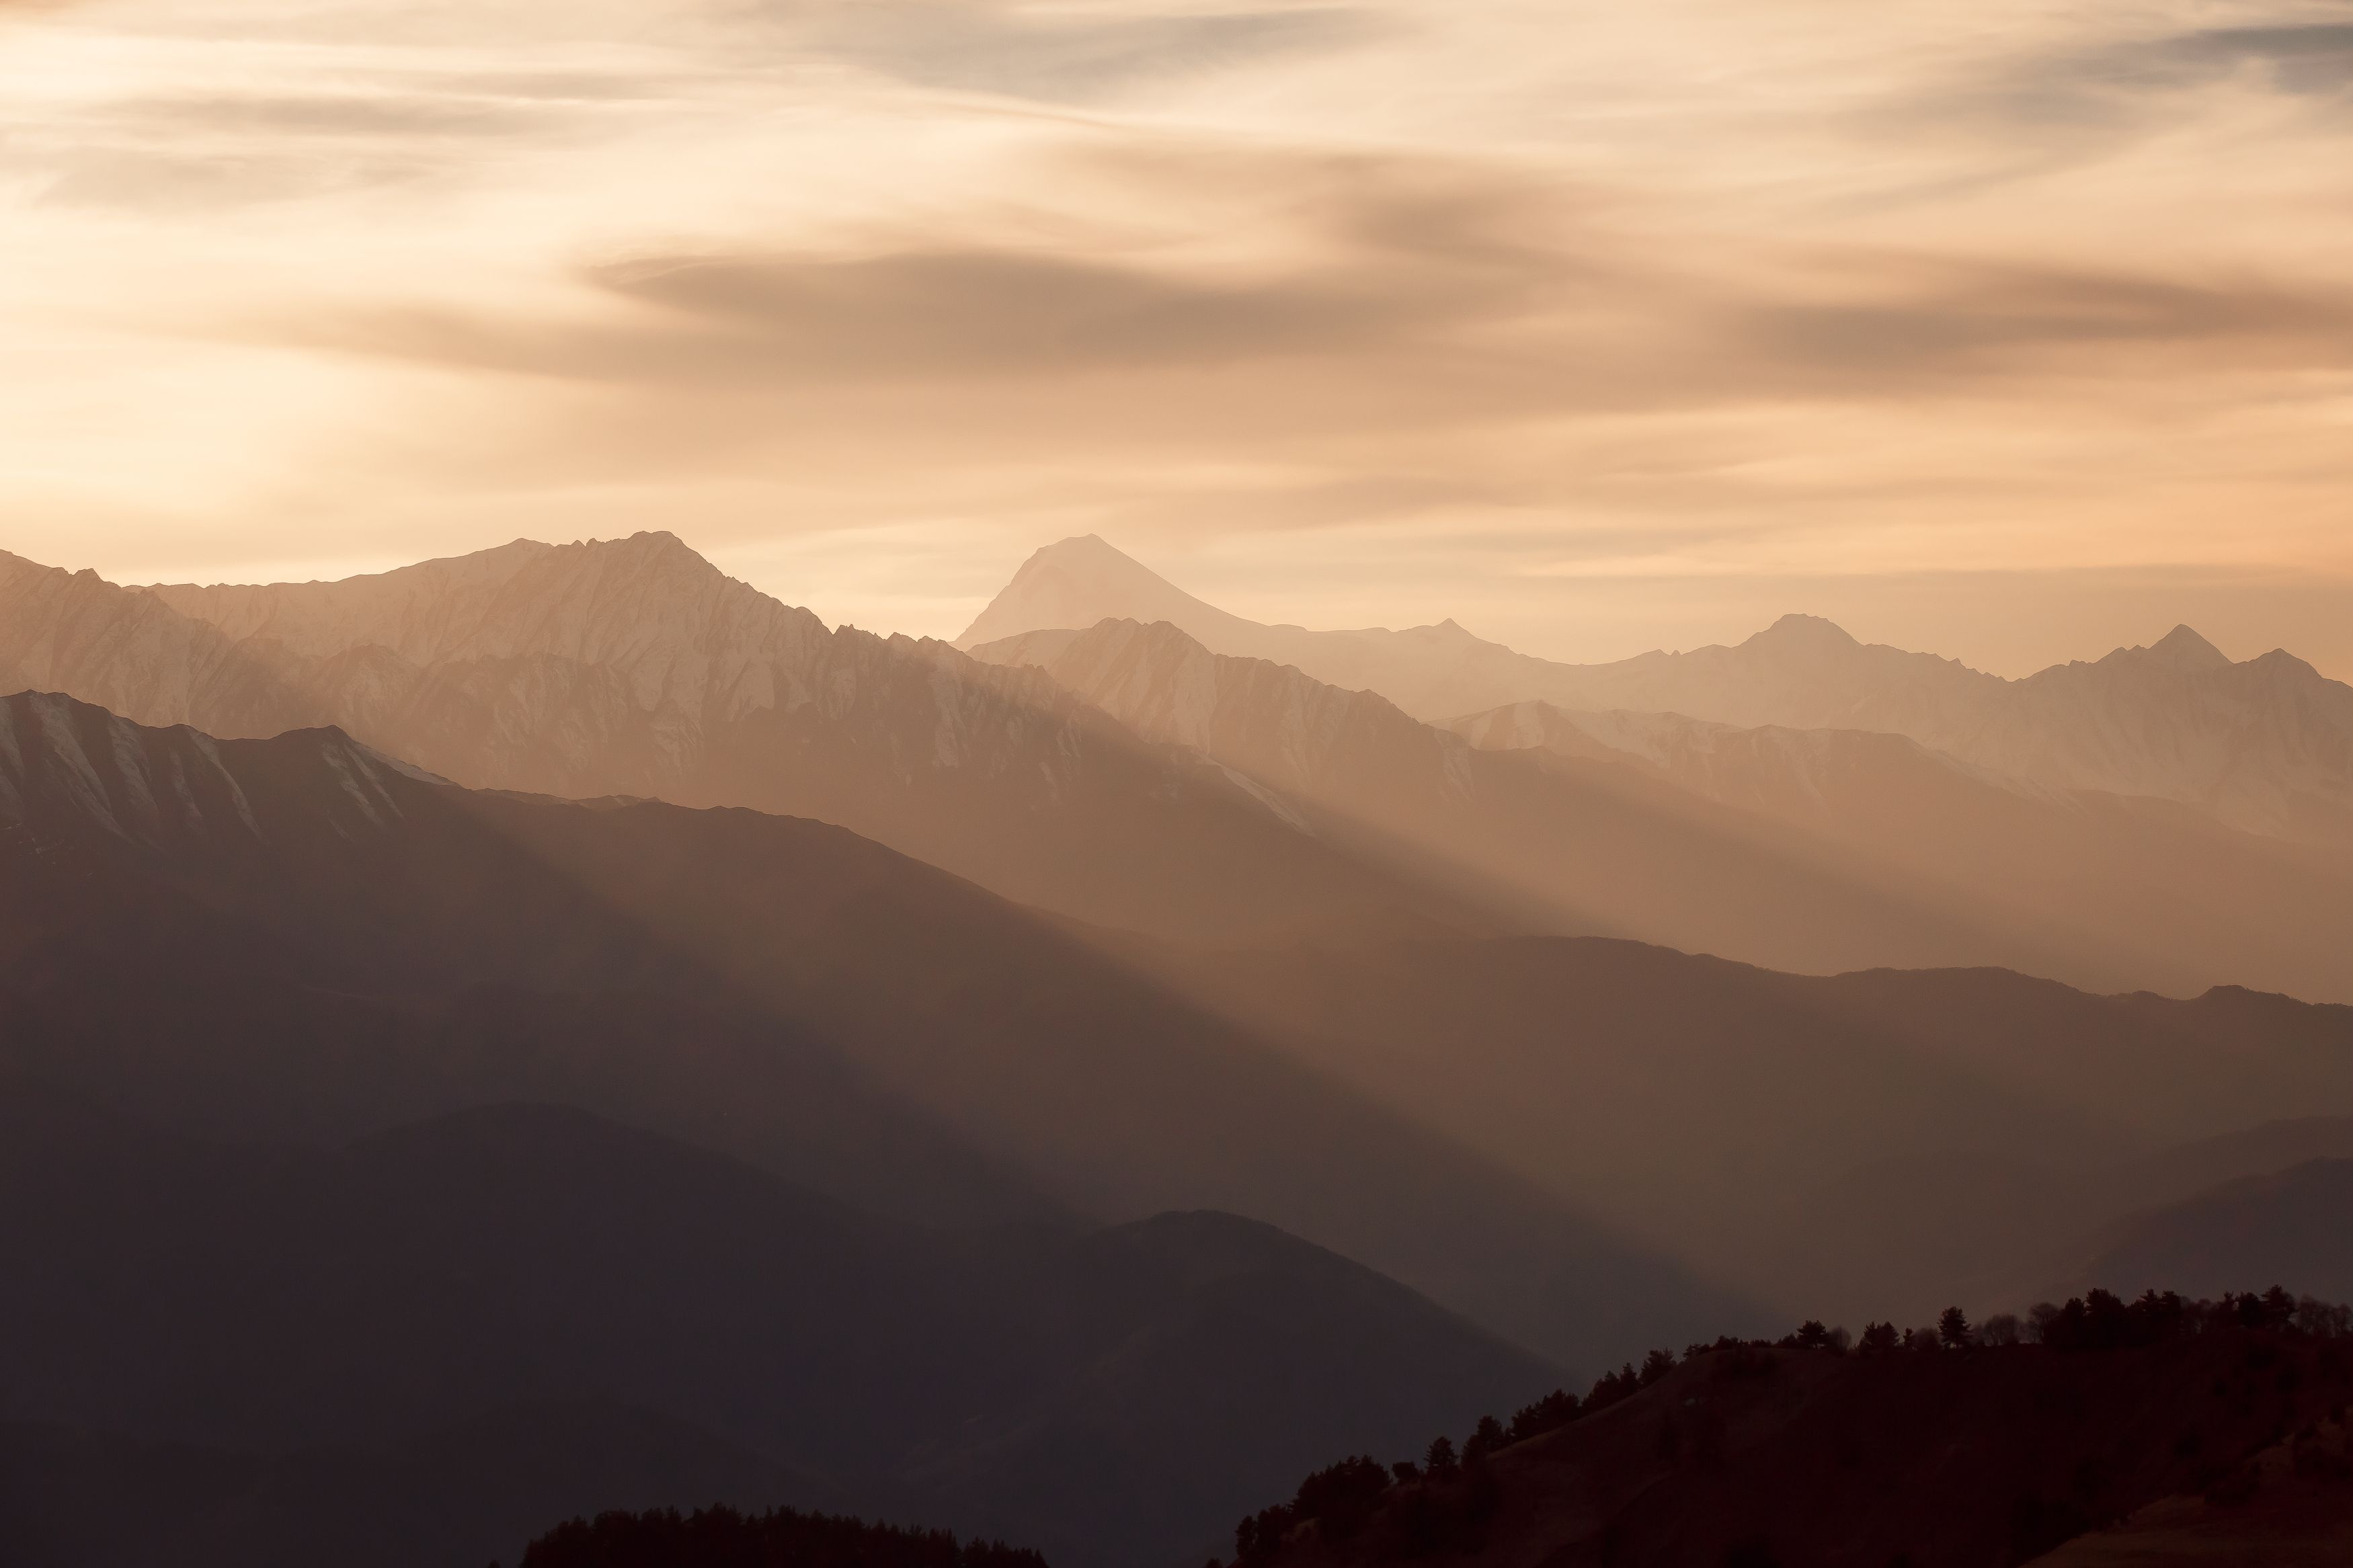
[0,1083,1553,1568]
[1226,1300,2353,1568]
[2029,1419,2353,1565]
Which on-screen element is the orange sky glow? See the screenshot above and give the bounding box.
[4,0,2350,674]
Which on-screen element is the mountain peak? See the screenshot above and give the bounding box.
[2145,623,2232,671]
[1752,613,1860,649]
[957,534,1236,649]
[592,529,701,564]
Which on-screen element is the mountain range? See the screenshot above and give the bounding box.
[0,689,1751,1376]
[14,533,2353,998]
[961,534,2353,845]
[971,616,2353,1000]
[0,540,1466,946]
[11,525,2353,1567]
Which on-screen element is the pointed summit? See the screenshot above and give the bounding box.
[957,535,1254,651]
[2145,624,2232,672]
[1751,614,1861,649]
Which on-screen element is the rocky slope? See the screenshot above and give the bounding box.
[0,539,1479,944]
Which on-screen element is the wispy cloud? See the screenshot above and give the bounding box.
[3,0,2351,671]
[772,1,1384,100]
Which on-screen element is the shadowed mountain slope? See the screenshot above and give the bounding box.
[0,1404,798,1568]
[2069,1159,2353,1307]
[0,690,1751,1374]
[971,618,2353,999]
[961,536,2353,843]
[0,1083,1558,1568]
[0,540,1478,944]
[1113,934,2353,1325]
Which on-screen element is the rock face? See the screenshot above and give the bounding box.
[0,538,1474,944]
[972,619,2353,1002]
[961,537,2353,843]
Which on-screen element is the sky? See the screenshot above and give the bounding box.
[3,0,2350,676]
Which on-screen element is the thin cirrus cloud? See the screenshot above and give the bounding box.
[291,159,2353,414]
[1,0,2350,674]
[1884,13,2353,141]
[772,0,1385,100]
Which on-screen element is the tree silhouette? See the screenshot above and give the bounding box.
[518,1507,1045,1568]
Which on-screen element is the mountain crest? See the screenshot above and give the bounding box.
[1752,613,1862,649]
[2145,623,2233,671]
[957,534,1243,651]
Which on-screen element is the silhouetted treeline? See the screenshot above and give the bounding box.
[1227,1283,2353,1564]
[516,1505,1047,1568]
[2020,1286,2353,1351]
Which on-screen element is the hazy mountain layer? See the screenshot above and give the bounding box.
[1117,934,2353,1325]
[0,1085,1556,1568]
[957,536,1560,724]
[0,540,1476,944]
[973,618,2353,1000]
[963,536,2353,843]
[0,690,1751,1374]
[1445,698,2353,1003]
[2071,1158,2353,1307]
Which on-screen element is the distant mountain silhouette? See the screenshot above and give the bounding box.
[962,536,2353,843]
[956,535,1550,721]
[2069,1159,2353,1306]
[0,1082,1556,1568]
[0,540,1478,944]
[972,618,2353,1000]
[0,690,1752,1376]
